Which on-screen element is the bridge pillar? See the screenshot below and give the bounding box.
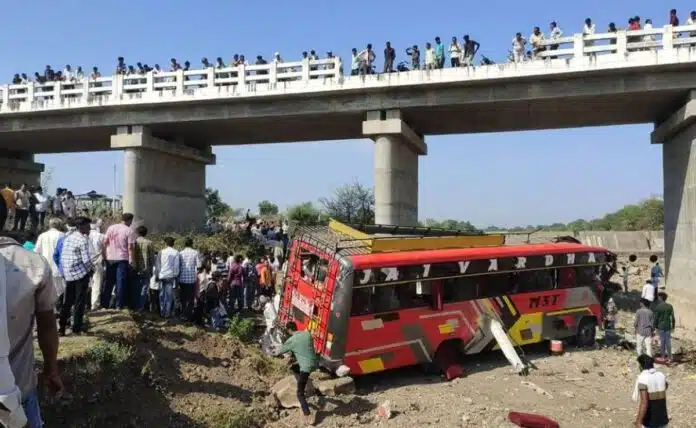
[363,110,427,226]
[0,151,44,188]
[111,126,215,232]
[651,90,696,328]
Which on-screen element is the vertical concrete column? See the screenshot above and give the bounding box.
[111,126,216,232]
[0,150,44,187]
[651,90,696,328]
[662,122,696,292]
[363,110,427,226]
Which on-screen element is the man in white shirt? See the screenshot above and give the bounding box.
[512,33,527,63]
[424,42,436,70]
[157,237,180,318]
[88,224,107,310]
[583,18,596,47]
[34,217,66,298]
[33,187,49,230]
[641,279,655,303]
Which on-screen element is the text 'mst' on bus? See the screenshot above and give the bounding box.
[278,220,616,379]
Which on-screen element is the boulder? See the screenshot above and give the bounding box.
[315,377,355,397]
[268,375,316,409]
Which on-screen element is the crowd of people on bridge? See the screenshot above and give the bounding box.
[7,8,696,89]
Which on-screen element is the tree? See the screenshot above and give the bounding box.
[40,167,54,193]
[205,188,230,218]
[258,200,279,216]
[420,219,479,232]
[320,181,374,225]
[286,202,323,226]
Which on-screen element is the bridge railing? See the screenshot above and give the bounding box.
[1,24,696,114]
[0,57,342,109]
[537,24,696,58]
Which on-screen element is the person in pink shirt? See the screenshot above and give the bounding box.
[101,213,137,309]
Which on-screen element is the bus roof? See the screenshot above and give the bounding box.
[348,242,608,270]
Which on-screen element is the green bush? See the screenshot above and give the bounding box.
[209,407,266,428]
[85,341,133,367]
[226,315,255,342]
[149,229,266,257]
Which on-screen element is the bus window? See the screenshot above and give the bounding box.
[515,269,556,293]
[442,276,478,303]
[299,247,329,286]
[576,266,598,286]
[350,282,433,316]
[477,273,509,298]
[558,267,576,288]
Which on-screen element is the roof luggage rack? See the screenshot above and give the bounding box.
[291,220,507,255]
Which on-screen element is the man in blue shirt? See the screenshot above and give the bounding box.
[650,262,663,289]
[58,217,93,336]
[435,37,445,68]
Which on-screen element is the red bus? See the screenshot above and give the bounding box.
[278,222,614,377]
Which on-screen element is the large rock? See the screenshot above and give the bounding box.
[268,375,316,409]
[315,376,355,397]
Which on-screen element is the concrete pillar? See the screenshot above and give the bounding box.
[0,151,44,187]
[363,110,427,226]
[651,90,696,328]
[111,126,215,232]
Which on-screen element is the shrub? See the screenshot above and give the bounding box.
[209,407,266,428]
[85,341,133,367]
[227,315,255,342]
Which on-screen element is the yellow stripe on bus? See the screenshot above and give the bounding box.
[438,323,454,334]
[358,358,385,374]
[547,308,591,317]
[502,296,517,316]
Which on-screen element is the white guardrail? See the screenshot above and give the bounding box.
[1,24,696,115]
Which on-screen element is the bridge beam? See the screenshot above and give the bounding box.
[110,126,215,232]
[363,110,426,227]
[0,150,44,188]
[653,92,696,328]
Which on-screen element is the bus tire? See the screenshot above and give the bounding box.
[575,318,597,348]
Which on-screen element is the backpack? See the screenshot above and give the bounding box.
[244,263,258,284]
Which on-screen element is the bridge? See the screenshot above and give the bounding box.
[0,24,695,305]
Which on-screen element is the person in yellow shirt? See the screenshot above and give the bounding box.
[256,257,272,298]
[0,183,15,230]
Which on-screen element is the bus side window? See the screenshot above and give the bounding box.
[558,267,575,288]
[351,287,374,316]
[516,270,556,293]
[298,247,330,286]
[442,276,478,303]
[576,266,597,286]
[477,274,509,298]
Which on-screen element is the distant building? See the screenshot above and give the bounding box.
[74,190,122,215]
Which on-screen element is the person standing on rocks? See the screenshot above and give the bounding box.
[652,292,676,363]
[277,322,318,426]
[634,299,655,357]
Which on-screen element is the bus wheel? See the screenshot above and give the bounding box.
[575,318,597,348]
[434,340,465,381]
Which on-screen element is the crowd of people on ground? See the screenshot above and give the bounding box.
[8,8,696,88]
[1,183,79,234]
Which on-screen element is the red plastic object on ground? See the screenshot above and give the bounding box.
[508,411,560,428]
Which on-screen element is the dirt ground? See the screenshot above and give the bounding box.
[43,257,696,428]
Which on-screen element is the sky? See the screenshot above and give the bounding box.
[2,0,677,228]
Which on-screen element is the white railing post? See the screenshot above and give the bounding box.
[1,85,8,106]
[572,33,585,63]
[146,71,154,94]
[26,82,35,105]
[663,25,675,56]
[206,67,215,90]
[302,58,311,82]
[269,61,277,87]
[176,69,185,95]
[616,30,628,58]
[237,63,246,89]
[113,74,123,100]
[82,78,90,101]
[53,81,62,103]
[334,57,342,82]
